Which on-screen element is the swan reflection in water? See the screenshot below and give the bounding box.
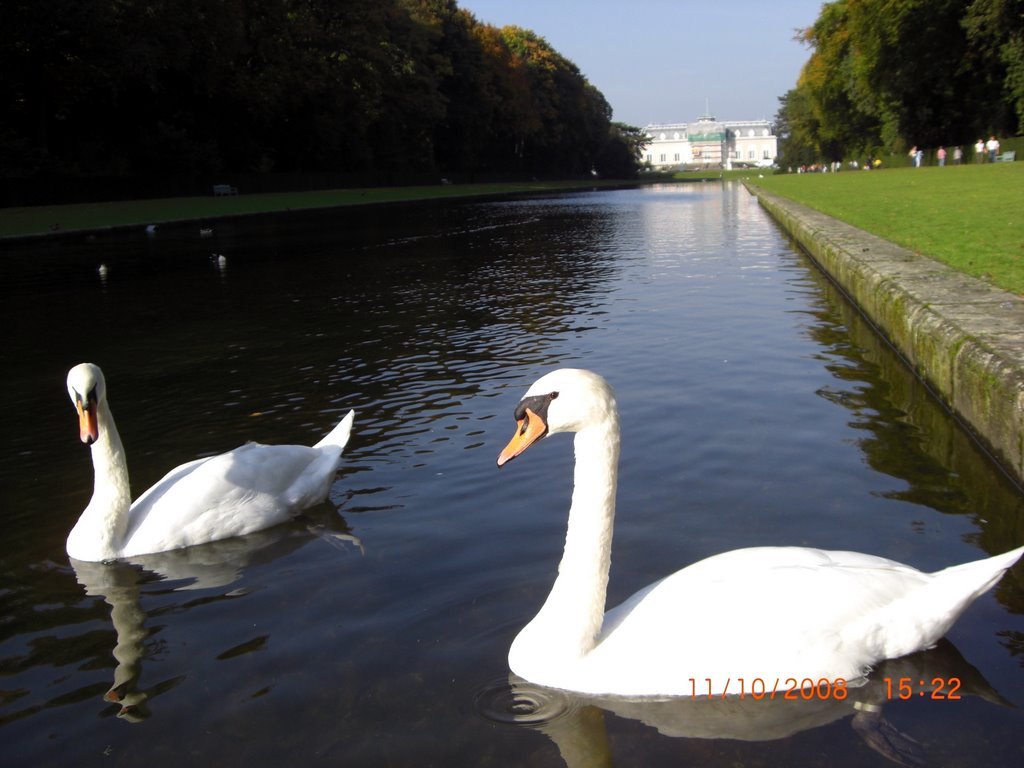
[481,641,1011,768]
[69,505,361,721]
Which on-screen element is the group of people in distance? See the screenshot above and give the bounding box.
[977,135,1001,162]
[909,135,1001,167]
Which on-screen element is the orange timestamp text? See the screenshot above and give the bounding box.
[686,676,962,700]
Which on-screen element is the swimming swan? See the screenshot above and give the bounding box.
[496,368,1023,697]
[66,362,355,562]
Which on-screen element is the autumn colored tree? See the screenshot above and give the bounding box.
[0,0,636,200]
[776,0,1023,164]
[793,1,877,159]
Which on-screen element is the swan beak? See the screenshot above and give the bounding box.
[497,407,547,467]
[76,397,98,445]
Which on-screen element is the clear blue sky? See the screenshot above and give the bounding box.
[458,0,825,127]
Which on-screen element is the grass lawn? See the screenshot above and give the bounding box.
[749,163,1024,295]
[0,179,638,240]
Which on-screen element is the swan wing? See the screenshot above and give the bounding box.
[587,547,936,696]
[121,442,341,556]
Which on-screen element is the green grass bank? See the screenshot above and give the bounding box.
[0,179,643,240]
[0,170,774,241]
[750,163,1024,295]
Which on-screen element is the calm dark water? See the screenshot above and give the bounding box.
[1,184,1022,767]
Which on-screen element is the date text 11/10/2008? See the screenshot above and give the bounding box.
[685,677,962,700]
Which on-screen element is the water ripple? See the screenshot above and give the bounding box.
[474,676,579,727]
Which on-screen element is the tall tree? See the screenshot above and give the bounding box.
[594,122,649,178]
[963,0,1024,134]
[499,26,610,176]
[0,0,629,194]
[774,89,822,168]
[778,0,1022,164]
[843,0,989,149]
[796,0,879,159]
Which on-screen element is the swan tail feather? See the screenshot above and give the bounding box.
[315,410,355,451]
[930,545,1024,597]
[862,546,1023,660]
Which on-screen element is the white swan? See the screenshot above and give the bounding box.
[66,362,355,562]
[496,368,1024,697]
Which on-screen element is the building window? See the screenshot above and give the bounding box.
[748,150,756,159]
[660,154,666,162]
[673,153,680,162]
[763,149,771,159]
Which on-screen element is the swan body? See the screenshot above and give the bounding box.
[497,368,1024,697]
[66,362,354,562]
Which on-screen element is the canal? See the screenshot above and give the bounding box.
[1,184,1022,766]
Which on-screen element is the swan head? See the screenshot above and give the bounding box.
[67,363,106,445]
[497,369,617,466]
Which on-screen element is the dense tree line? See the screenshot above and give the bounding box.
[775,0,1024,166]
[0,0,643,191]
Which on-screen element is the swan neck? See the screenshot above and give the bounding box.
[564,421,619,578]
[522,418,619,661]
[69,399,132,559]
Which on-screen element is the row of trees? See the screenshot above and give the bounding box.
[776,0,1024,167]
[1,0,646,190]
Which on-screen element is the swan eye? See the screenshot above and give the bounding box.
[75,387,97,411]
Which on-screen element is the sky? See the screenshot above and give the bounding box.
[457,0,826,127]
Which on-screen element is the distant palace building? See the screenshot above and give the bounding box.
[643,112,777,170]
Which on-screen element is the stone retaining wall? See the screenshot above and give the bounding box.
[748,184,1024,486]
